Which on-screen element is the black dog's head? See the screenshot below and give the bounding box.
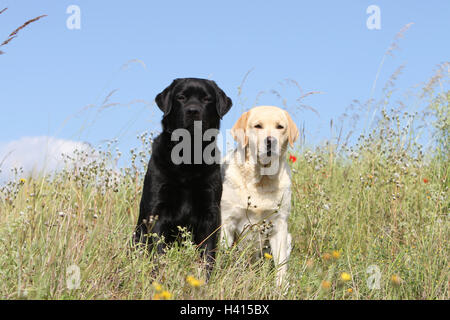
[156,78,232,132]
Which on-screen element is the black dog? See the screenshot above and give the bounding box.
[134,78,232,275]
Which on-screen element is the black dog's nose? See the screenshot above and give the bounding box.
[186,107,200,116]
[265,136,277,147]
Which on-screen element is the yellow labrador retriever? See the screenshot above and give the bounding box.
[221,106,298,287]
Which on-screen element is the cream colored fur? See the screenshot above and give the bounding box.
[220,106,298,287]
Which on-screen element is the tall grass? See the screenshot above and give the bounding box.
[0,16,448,298]
[0,65,448,299]
[0,7,47,55]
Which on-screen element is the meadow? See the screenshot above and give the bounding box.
[0,62,448,300]
[0,13,448,298]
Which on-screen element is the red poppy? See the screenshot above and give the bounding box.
[423,178,429,183]
[289,155,297,163]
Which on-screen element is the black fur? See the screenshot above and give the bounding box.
[134,78,232,276]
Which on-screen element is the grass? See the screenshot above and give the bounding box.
[0,19,448,299]
[0,7,47,55]
[0,88,448,300]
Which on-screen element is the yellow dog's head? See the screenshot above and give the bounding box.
[231,106,299,166]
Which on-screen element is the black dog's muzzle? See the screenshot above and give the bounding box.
[184,104,203,122]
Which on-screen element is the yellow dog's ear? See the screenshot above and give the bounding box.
[284,110,299,147]
[231,111,250,147]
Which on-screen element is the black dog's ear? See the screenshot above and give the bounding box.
[211,81,232,119]
[155,79,182,117]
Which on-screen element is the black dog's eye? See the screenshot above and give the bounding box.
[276,124,284,129]
[177,95,186,101]
[203,96,212,103]
[254,124,262,129]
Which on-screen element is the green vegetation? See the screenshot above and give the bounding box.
[0,66,447,299]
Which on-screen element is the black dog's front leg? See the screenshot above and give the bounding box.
[201,232,218,280]
[133,216,168,254]
[133,222,148,247]
[195,207,220,280]
[148,220,169,254]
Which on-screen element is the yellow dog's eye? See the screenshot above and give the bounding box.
[254,124,262,129]
[276,124,284,129]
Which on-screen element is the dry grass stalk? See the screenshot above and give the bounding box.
[0,10,47,55]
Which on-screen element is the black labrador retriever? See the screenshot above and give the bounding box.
[134,78,232,275]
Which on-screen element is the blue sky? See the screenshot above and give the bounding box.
[0,0,448,179]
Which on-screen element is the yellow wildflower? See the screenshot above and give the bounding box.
[264,253,273,259]
[347,288,353,293]
[321,280,331,290]
[332,250,341,259]
[153,293,161,300]
[19,178,26,184]
[390,274,402,285]
[160,290,172,299]
[186,275,204,288]
[152,281,163,292]
[153,290,172,300]
[340,272,351,282]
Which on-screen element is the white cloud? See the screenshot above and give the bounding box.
[0,136,94,182]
